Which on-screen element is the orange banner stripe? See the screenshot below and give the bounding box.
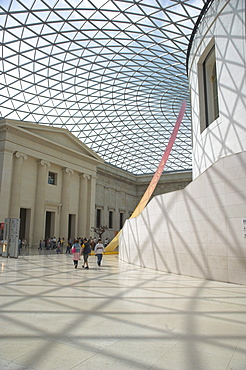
[105,100,186,252]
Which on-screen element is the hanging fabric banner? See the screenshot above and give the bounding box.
[130,100,187,218]
[105,100,186,252]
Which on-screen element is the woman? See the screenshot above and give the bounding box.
[71,239,81,268]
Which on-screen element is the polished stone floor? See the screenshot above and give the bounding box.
[1,251,246,370]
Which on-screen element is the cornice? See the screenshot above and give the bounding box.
[1,121,103,165]
[0,124,29,139]
[96,169,137,186]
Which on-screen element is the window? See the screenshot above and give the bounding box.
[119,212,124,229]
[48,172,57,185]
[96,209,101,228]
[203,45,219,128]
[198,42,220,133]
[109,211,113,229]
[203,46,219,127]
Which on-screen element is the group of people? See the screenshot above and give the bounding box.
[37,235,109,268]
[72,238,105,269]
[38,237,65,252]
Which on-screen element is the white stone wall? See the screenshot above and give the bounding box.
[119,0,246,284]
[120,152,246,284]
[189,0,246,180]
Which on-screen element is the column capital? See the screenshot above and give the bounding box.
[38,159,51,167]
[62,167,74,175]
[14,151,27,160]
[81,173,90,180]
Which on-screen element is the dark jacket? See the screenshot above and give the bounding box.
[82,241,91,254]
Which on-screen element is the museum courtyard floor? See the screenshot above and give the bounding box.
[0,250,246,369]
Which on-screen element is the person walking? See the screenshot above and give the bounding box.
[90,237,95,251]
[18,238,22,255]
[61,237,65,252]
[22,238,27,249]
[38,240,42,250]
[94,239,105,267]
[71,239,81,268]
[81,238,91,269]
[66,239,71,253]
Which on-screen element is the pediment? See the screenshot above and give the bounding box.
[4,119,103,163]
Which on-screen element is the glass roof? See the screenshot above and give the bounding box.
[0,0,205,175]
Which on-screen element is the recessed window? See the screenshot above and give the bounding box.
[203,46,219,127]
[109,211,113,229]
[96,209,101,228]
[203,45,219,129]
[48,172,57,185]
[198,42,220,133]
[120,212,124,229]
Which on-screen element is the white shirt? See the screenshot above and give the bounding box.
[94,242,105,254]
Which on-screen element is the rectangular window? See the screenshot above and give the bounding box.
[109,211,113,229]
[96,209,101,228]
[203,45,219,128]
[119,212,124,229]
[48,172,57,185]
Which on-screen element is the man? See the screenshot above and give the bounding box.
[81,238,91,269]
[94,239,105,267]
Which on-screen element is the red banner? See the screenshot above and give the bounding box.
[106,100,186,251]
[131,100,186,218]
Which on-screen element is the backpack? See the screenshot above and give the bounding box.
[83,242,91,254]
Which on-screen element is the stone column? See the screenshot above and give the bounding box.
[0,149,14,217]
[9,152,28,218]
[78,173,90,237]
[33,160,50,246]
[60,167,74,239]
[88,175,97,235]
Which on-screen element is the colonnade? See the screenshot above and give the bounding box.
[8,151,96,247]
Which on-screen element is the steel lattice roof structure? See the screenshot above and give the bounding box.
[0,0,205,175]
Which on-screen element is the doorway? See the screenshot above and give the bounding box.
[19,208,31,241]
[45,211,55,239]
[68,214,76,239]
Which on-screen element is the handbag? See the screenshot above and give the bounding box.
[71,246,76,253]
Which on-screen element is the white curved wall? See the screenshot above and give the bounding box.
[120,152,246,284]
[189,0,246,180]
[119,0,246,284]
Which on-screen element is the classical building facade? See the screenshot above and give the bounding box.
[0,119,103,247]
